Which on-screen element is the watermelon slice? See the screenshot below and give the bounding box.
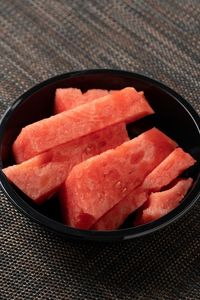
[92,188,148,231]
[92,148,196,230]
[135,178,193,225]
[3,123,128,204]
[142,148,196,191]
[61,128,177,229]
[13,87,154,163]
[54,88,109,114]
[54,88,142,114]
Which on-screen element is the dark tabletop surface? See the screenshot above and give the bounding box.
[1,1,200,299]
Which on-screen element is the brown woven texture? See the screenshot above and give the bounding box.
[1,0,200,299]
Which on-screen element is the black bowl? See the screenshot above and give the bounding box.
[0,69,200,241]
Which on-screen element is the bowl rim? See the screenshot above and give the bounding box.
[0,69,200,241]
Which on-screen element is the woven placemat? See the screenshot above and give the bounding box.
[1,1,200,299]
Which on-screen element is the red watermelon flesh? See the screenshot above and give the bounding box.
[83,89,109,101]
[13,87,154,163]
[54,88,109,114]
[142,148,196,191]
[3,123,128,204]
[54,88,141,114]
[92,147,196,230]
[62,128,177,229]
[92,188,147,230]
[135,178,193,225]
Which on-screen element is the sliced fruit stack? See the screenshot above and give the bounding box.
[3,87,196,230]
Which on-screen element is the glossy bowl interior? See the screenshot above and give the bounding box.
[0,69,200,241]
